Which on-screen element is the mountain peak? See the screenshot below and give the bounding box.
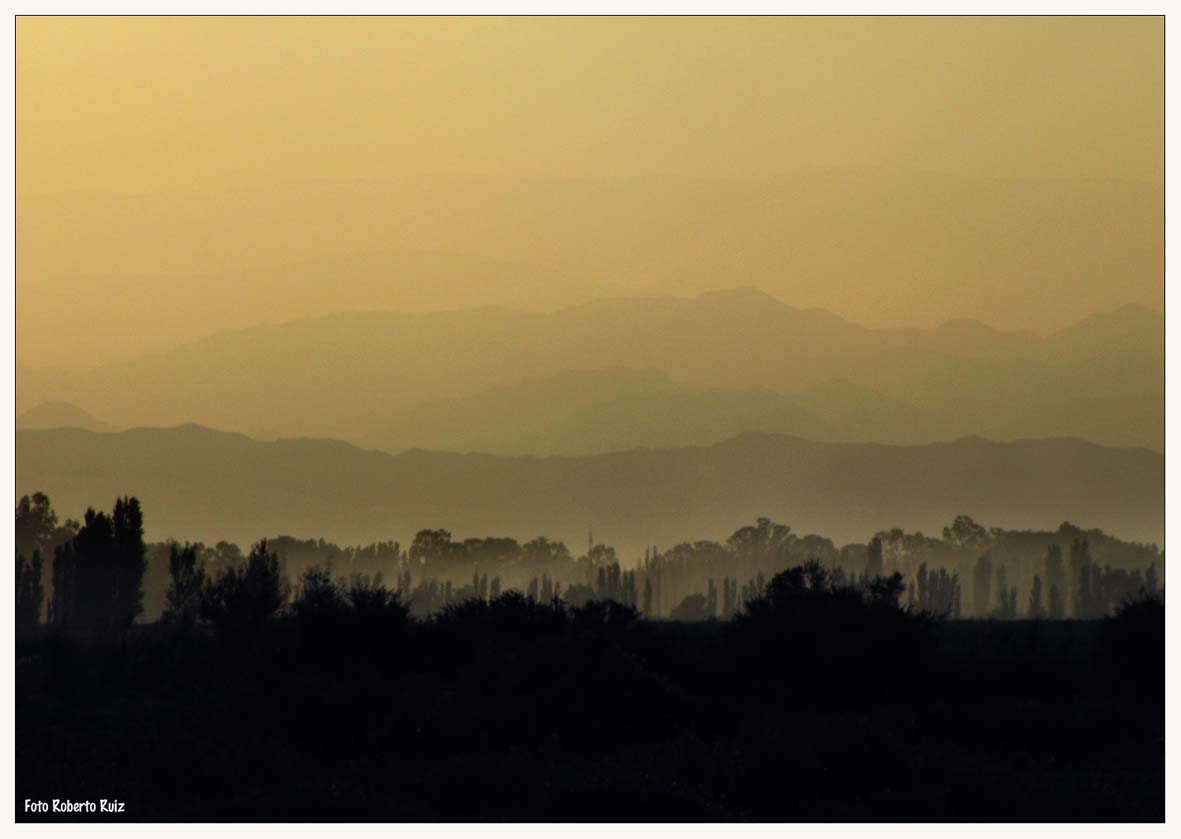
[1047,302,1163,356]
[1059,302,1162,331]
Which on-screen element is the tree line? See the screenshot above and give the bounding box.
[15,494,1163,633]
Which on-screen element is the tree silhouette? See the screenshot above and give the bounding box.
[722,577,737,616]
[562,583,597,607]
[1044,544,1067,618]
[345,573,410,636]
[1145,560,1158,596]
[942,514,989,553]
[293,567,349,628]
[409,528,458,573]
[201,539,289,637]
[1048,584,1064,620]
[1028,574,1046,620]
[866,535,884,579]
[16,550,44,628]
[161,543,206,628]
[48,497,146,638]
[1070,538,1107,618]
[972,554,993,617]
[16,496,57,562]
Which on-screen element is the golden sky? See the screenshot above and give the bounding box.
[16,16,1164,369]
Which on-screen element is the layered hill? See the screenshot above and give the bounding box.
[16,425,1164,556]
[16,400,117,433]
[362,367,836,455]
[17,291,1163,452]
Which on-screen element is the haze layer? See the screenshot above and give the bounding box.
[17,17,1163,370]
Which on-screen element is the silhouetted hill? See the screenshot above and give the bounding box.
[16,426,1163,554]
[17,292,1163,451]
[787,379,941,444]
[363,367,835,455]
[16,400,117,433]
[1045,303,1164,362]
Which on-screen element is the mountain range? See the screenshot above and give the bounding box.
[16,400,117,433]
[16,425,1164,555]
[17,288,1163,453]
[18,170,1162,368]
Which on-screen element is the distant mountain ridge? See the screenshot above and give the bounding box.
[18,170,1162,368]
[16,290,1162,453]
[16,400,117,433]
[363,367,837,455]
[16,425,1164,555]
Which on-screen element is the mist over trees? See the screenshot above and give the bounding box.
[18,425,1164,562]
[16,497,1166,821]
[15,491,1165,821]
[16,495,1162,633]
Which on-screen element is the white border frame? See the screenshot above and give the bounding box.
[0,7,1172,835]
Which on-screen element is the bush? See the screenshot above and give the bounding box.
[571,598,643,644]
[435,590,570,638]
[289,569,409,659]
[669,593,710,621]
[729,561,934,701]
[1094,591,1164,701]
[431,592,644,649]
[345,574,410,636]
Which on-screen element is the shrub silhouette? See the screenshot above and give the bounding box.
[669,593,711,621]
[1094,591,1164,702]
[201,539,289,638]
[730,560,933,701]
[435,590,570,639]
[287,568,410,659]
[570,598,644,644]
[430,592,645,653]
[345,573,410,636]
[560,583,597,607]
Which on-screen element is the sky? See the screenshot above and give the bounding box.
[16,16,1164,369]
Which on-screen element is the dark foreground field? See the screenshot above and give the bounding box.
[17,597,1163,822]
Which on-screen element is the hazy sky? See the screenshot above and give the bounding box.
[19,16,1163,191]
[16,16,1164,369]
